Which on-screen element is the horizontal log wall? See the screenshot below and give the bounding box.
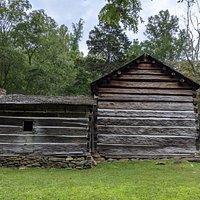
[0,104,93,157]
[95,62,198,158]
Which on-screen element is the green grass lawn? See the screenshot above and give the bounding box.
[0,160,200,200]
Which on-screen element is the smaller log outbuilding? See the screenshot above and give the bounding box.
[91,54,200,159]
[0,94,96,168]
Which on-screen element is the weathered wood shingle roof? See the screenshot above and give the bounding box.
[0,94,96,105]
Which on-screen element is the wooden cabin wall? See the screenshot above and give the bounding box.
[0,104,93,157]
[95,62,199,158]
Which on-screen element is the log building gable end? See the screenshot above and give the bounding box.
[91,54,200,95]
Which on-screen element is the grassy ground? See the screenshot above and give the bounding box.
[0,160,200,200]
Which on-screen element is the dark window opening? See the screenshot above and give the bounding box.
[23,121,33,132]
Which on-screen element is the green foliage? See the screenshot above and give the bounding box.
[99,0,142,32]
[0,161,200,199]
[129,10,185,65]
[87,21,131,74]
[70,19,84,52]
[0,0,90,95]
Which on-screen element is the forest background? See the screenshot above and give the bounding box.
[0,0,199,96]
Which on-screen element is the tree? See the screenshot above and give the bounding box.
[70,19,84,53]
[0,0,31,91]
[129,10,184,64]
[99,0,142,32]
[13,9,57,65]
[87,21,131,74]
[177,0,200,78]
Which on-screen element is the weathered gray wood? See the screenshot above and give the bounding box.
[98,135,196,147]
[98,88,193,95]
[0,104,92,113]
[0,116,89,121]
[97,117,196,126]
[0,116,89,127]
[98,94,193,102]
[34,119,88,127]
[34,127,88,136]
[0,135,87,143]
[124,70,163,75]
[0,126,22,135]
[97,126,197,137]
[117,74,174,80]
[106,80,190,89]
[0,111,90,118]
[134,63,159,69]
[97,109,196,118]
[0,143,88,156]
[97,145,196,156]
[98,102,194,111]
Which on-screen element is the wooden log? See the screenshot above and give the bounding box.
[97,109,196,118]
[0,116,89,121]
[97,135,196,147]
[34,119,88,127]
[98,88,193,96]
[34,127,88,136]
[0,117,89,127]
[0,135,87,143]
[106,80,190,89]
[96,126,197,137]
[0,112,90,118]
[98,102,194,111]
[0,126,22,135]
[0,143,88,156]
[1,104,92,113]
[97,117,196,126]
[133,63,160,69]
[98,94,193,102]
[97,145,197,156]
[124,70,163,75]
[0,118,23,126]
[117,74,176,80]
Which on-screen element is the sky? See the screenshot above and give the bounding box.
[29,0,184,55]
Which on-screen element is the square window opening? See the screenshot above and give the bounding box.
[23,121,33,132]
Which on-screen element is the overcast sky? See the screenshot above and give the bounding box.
[29,0,184,55]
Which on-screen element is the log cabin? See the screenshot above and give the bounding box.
[0,54,199,168]
[0,94,96,168]
[91,54,200,159]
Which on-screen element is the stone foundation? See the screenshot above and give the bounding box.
[92,153,198,163]
[0,155,93,169]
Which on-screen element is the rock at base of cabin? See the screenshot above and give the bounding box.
[172,160,182,165]
[155,162,166,165]
[0,155,94,169]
